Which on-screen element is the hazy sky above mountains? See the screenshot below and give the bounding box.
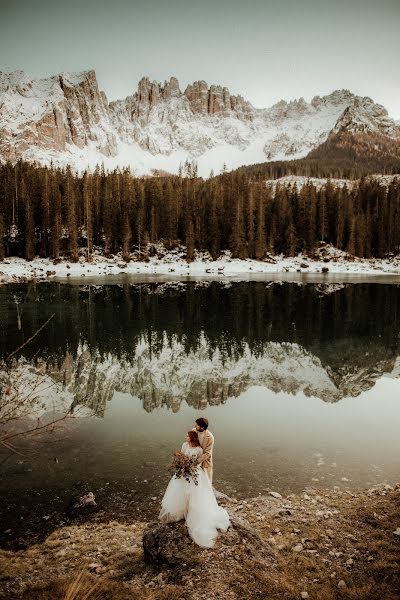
[1,0,399,118]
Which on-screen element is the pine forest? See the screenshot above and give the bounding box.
[0,160,400,263]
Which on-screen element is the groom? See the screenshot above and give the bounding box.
[194,417,214,483]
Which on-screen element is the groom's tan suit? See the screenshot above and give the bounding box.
[196,430,214,483]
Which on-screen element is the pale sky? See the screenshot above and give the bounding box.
[0,0,399,118]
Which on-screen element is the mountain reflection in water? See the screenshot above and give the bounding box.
[1,280,400,414]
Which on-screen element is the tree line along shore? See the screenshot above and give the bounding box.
[0,161,399,264]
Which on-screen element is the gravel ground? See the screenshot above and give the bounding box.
[0,482,399,599]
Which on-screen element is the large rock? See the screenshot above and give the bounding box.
[66,491,98,516]
[142,515,273,567]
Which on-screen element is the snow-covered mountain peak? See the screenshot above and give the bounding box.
[0,70,34,92]
[59,69,98,87]
[311,89,355,108]
[333,96,397,136]
[0,68,399,175]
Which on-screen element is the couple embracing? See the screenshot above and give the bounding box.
[159,417,230,548]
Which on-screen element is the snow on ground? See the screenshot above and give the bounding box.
[23,134,324,179]
[266,176,356,191]
[1,244,400,284]
[266,174,400,191]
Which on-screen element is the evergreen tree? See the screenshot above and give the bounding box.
[121,173,132,261]
[135,181,145,256]
[186,218,195,261]
[65,168,78,261]
[22,178,35,261]
[347,216,357,256]
[306,184,317,255]
[254,187,266,260]
[318,188,328,243]
[230,183,246,259]
[246,186,255,258]
[51,189,62,259]
[163,179,175,249]
[208,182,221,260]
[336,186,347,250]
[83,172,93,261]
[286,222,297,256]
[103,176,113,256]
[40,169,50,257]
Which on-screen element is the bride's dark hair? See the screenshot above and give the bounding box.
[187,430,201,447]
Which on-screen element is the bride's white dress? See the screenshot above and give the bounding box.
[159,442,230,548]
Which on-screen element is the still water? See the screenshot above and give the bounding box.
[1,279,400,513]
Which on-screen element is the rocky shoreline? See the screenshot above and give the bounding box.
[1,482,399,599]
[2,243,400,285]
[0,256,400,285]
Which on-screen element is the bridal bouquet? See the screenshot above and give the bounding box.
[168,451,199,485]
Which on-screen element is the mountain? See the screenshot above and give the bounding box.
[1,69,399,176]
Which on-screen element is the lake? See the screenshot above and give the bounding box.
[1,277,400,543]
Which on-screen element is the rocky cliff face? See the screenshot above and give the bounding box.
[108,75,257,157]
[0,69,399,175]
[184,80,253,117]
[109,76,253,123]
[0,70,117,162]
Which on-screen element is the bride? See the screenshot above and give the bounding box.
[159,430,230,548]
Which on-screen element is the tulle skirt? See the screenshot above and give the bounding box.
[159,466,230,548]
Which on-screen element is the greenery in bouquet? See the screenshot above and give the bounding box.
[167,451,199,485]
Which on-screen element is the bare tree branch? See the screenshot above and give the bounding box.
[0,439,30,458]
[0,408,75,444]
[5,313,55,362]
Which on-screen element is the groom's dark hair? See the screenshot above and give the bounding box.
[195,417,209,430]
